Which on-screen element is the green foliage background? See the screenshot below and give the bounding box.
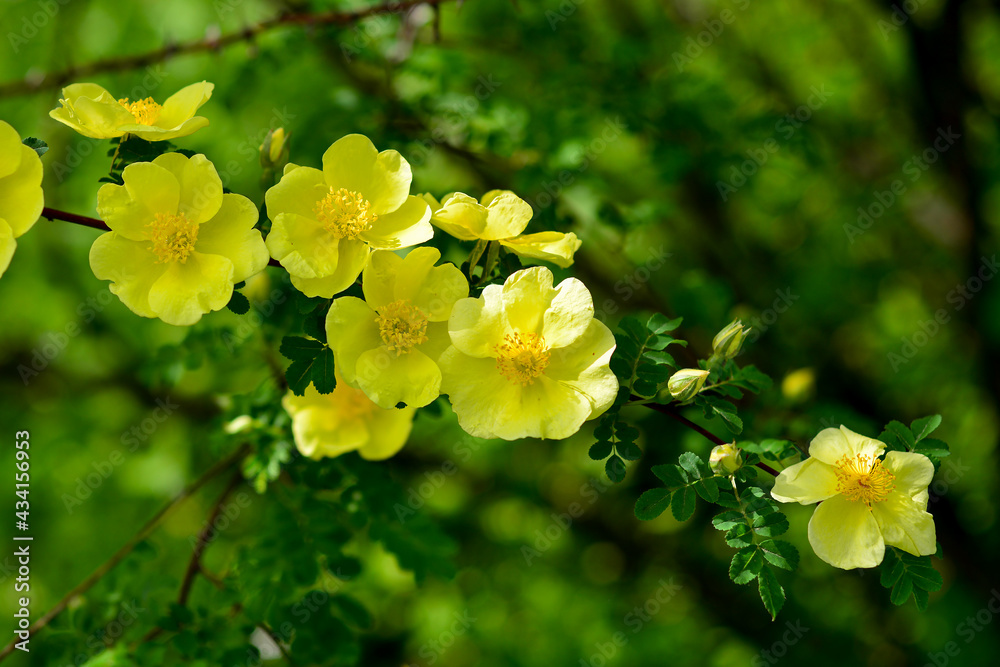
[1,0,999,665]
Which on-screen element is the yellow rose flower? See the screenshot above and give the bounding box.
[771,425,936,570]
[90,153,269,326]
[0,120,44,279]
[326,247,469,409]
[49,82,213,141]
[282,381,416,461]
[438,266,617,440]
[264,134,433,298]
[424,190,581,268]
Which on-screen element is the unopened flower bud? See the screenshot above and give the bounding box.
[667,368,710,402]
[712,319,749,361]
[260,127,289,169]
[710,443,743,474]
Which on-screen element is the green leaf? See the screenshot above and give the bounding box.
[884,420,916,450]
[671,485,696,521]
[226,290,250,315]
[693,477,721,502]
[652,464,687,488]
[678,452,706,480]
[635,488,672,521]
[618,441,643,461]
[757,566,785,619]
[890,576,914,605]
[910,415,942,442]
[589,440,613,460]
[311,347,336,394]
[712,510,747,531]
[751,511,789,537]
[647,313,682,334]
[279,336,326,361]
[22,137,48,157]
[725,523,755,548]
[729,545,764,584]
[605,455,626,483]
[714,406,743,434]
[914,438,950,458]
[286,359,314,396]
[759,539,799,571]
[332,595,373,630]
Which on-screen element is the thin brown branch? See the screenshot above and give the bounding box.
[43,207,284,268]
[178,472,245,606]
[0,444,251,663]
[639,401,779,477]
[0,0,462,98]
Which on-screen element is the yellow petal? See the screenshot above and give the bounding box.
[98,161,181,241]
[361,194,432,250]
[545,319,618,419]
[89,232,167,319]
[359,406,415,460]
[480,190,532,240]
[447,285,509,358]
[326,297,380,386]
[439,349,592,440]
[770,457,840,504]
[361,250,404,312]
[871,492,937,557]
[322,134,411,216]
[500,231,581,268]
[0,144,44,236]
[128,116,210,142]
[882,451,935,501]
[356,348,441,409]
[147,252,234,326]
[157,81,214,128]
[288,239,369,298]
[0,121,22,180]
[195,193,268,283]
[808,425,885,466]
[283,388,368,460]
[0,219,15,279]
[265,164,327,221]
[501,266,557,335]
[429,193,488,241]
[807,494,885,569]
[384,246,468,321]
[266,213,338,279]
[49,83,133,139]
[151,153,223,224]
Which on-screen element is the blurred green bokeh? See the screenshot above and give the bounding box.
[1,0,999,665]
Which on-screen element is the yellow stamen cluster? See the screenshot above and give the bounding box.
[147,212,199,264]
[118,97,162,126]
[834,454,896,508]
[495,332,551,386]
[376,300,429,356]
[314,188,376,240]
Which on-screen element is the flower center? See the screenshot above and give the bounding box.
[314,187,376,240]
[118,97,162,126]
[834,454,896,508]
[495,332,550,386]
[376,300,429,356]
[147,212,199,264]
[334,384,380,420]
